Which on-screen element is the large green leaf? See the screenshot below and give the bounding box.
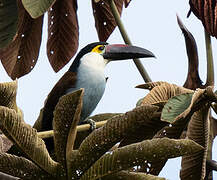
[67,105,159,179]
[80,138,203,180]
[53,89,83,177]
[180,106,209,180]
[22,0,56,18]
[161,93,193,123]
[0,0,18,48]
[74,113,122,149]
[0,106,60,175]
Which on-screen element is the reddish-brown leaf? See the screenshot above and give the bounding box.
[124,0,132,8]
[92,0,124,41]
[189,0,217,37]
[47,0,79,72]
[0,1,43,80]
[177,16,203,90]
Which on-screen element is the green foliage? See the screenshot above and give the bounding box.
[0,81,213,180]
[161,93,193,123]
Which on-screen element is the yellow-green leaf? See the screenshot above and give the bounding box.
[161,93,193,123]
[68,105,159,179]
[53,89,84,175]
[0,153,52,179]
[0,106,59,175]
[180,106,209,180]
[80,138,203,180]
[22,0,56,18]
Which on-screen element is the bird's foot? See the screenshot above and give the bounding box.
[82,118,96,132]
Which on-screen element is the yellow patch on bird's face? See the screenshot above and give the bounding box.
[91,45,105,54]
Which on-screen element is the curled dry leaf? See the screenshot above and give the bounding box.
[0,106,59,175]
[148,87,213,175]
[47,0,79,72]
[139,82,193,105]
[0,1,43,80]
[80,138,203,180]
[135,81,167,90]
[177,15,203,90]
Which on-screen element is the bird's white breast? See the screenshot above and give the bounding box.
[67,53,107,121]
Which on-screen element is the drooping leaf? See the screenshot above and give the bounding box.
[47,0,79,72]
[53,89,83,172]
[0,0,18,48]
[0,153,52,179]
[68,105,159,179]
[161,93,193,123]
[103,171,166,180]
[177,15,203,90]
[92,0,124,41]
[139,82,193,105]
[80,138,203,180]
[0,106,60,175]
[22,0,56,18]
[0,1,43,80]
[180,106,209,180]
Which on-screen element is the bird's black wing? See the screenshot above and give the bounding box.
[34,71,77,132]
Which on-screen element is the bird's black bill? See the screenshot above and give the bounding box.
[103,44,155,60]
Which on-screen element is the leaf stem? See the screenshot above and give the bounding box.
[109,0,152,82]
[204,30,214,87]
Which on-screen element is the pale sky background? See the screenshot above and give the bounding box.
[0,0,217,179]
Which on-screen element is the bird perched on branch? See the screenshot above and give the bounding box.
[39,42,155,151]
[8,42,155,154]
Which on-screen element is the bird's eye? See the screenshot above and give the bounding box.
[98,46,105,51]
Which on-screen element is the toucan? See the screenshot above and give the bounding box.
[8,42,155,154]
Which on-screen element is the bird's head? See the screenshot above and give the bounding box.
[69,42,155,72]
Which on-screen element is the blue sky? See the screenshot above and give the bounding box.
[1,0,217,179]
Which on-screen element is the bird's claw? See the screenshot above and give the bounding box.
[83,118,96,131]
